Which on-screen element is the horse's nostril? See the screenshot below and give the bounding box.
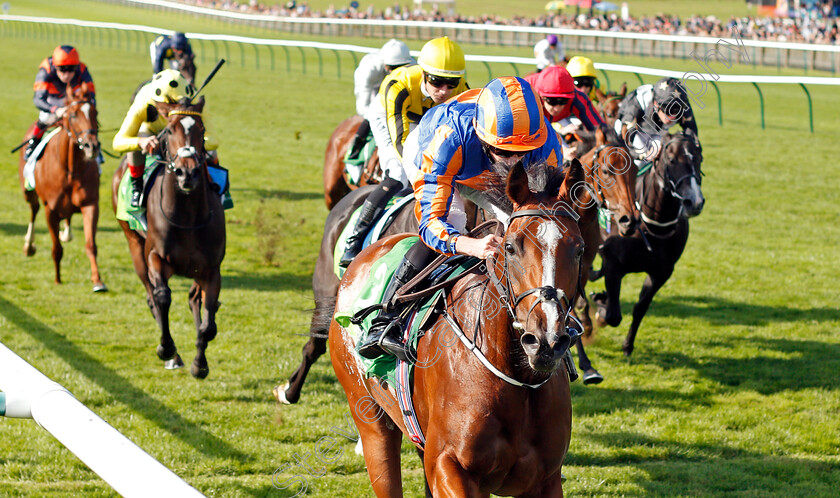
[520,333,540,354]
[618,215,630,226]
[682,199,693,208]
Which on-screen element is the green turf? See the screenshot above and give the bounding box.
[0,2,839,497]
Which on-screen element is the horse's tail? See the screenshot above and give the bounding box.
[312,296,337,337]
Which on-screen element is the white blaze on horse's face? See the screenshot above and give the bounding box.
[180,116,196,137]
[81,103,91,121]
[537,221,562,337]
[177,146,197,158]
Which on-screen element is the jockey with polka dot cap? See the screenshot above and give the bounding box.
[357,76,563,361]
[615,77,698,167]
[346,39,415,162]
[524,65,604,157]
[24,45,96,161]
[113,69,218,207]
[339,36,468,267]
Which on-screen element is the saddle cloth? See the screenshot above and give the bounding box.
[22,128,62,191]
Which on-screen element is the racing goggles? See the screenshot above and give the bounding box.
[426,74,461,90]
[574,76,596,88]
[544,96,571,107]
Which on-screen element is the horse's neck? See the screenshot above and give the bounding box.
[641,164,681,223]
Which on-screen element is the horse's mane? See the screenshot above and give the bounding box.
[478,160,567,213]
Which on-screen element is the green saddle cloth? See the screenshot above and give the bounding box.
[334,236,477,382]
[343,131,376,186]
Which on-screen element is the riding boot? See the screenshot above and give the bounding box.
[129,175,144,208]
[357,256,422,361]
[346,118,371,161]
[339,177,402,268]
[339,200,383,268]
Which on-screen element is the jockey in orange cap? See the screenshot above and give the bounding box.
[24,45,96,161]
[356,76,564,361]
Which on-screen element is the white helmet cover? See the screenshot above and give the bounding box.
[380,39,412,66]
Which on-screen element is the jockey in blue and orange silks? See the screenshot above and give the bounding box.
[356,76,564,361]
[24,45,96,161]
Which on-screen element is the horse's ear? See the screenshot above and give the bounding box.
[155,101,175,119]
[559,159,586,200]
[193,95,205,112]
[619,82,627,98]
[506,162,530,207]
[595,125,606,146]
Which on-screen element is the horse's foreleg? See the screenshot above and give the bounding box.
[427,453,485,498]
[277,314,329,404]
[191,271,221,379]
[355,403,404,497]
[574,340,603,385]
[623,271,671,357]
[147,252,177,365]
[23,190,39,256]
[80,204,106,292]
[43,206,63,284]
[594,252,625,329]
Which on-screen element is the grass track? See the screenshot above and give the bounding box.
[0,1,839,497]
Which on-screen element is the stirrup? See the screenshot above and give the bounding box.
[377,321,411,362]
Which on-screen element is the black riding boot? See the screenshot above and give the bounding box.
[129,175,144,208]
[339,177,402,268]
[346,118,372,161]
[23,136,41,162]
[357,256,422,361]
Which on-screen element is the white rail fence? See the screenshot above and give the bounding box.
[0,341,204,498]
[99,0,840,73]
[3,15,838,131]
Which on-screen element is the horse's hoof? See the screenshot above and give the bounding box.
[92,283,108,293]
[60,231,72,243]
[191,361,209,379]
[582,369,604,385]
[273,383,295,405]
[24,245,36,257]
[164,354,184,370]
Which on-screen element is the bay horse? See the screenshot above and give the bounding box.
[18,84,106,292]
[111,97,226,378]
[323,115,381,210]
[330,161,585,496]
[569,126,638,382]
[275,185,420,404]
[592,130,704,356]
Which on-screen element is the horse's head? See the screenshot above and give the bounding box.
[176,52,196,86]
[156,97,207,194]
[63,83,99,161]
[588,126,639,236]
[598,83,626,128]
[657,129,704,218]
[498,160,585,373]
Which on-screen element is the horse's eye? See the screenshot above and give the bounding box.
[576,247,585,259]
[505,243,515,255]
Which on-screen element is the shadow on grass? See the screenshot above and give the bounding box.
[645,336,840,395]
[0,295,248,462]
[569,431,840,495]
[235,188,324,202]
[222,269,312,293]
[0,221,121,236]
[648,295,840,326]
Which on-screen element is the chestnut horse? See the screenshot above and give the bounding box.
[18,84,106,292]
[323,115,381,210]
[568,126,638,383]
[330,161,585,497]
[595,83,627,129]
[592,130,704,356]
[111,97,226,378]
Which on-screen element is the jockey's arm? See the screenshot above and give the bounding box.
[571,90,605,131]
[153,41,169,73]
[366,97,401,174]
[32,66,54,113]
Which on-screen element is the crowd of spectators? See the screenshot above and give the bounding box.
[179,0,840,45]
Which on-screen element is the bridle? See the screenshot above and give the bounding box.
[62,99,99,157]
[154,110,213,230]
[637,133,702,236]
[445,208,583,389]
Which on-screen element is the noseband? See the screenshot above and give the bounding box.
[488,209,583,345]
[62,100,99,154]
[637,134,702,234]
